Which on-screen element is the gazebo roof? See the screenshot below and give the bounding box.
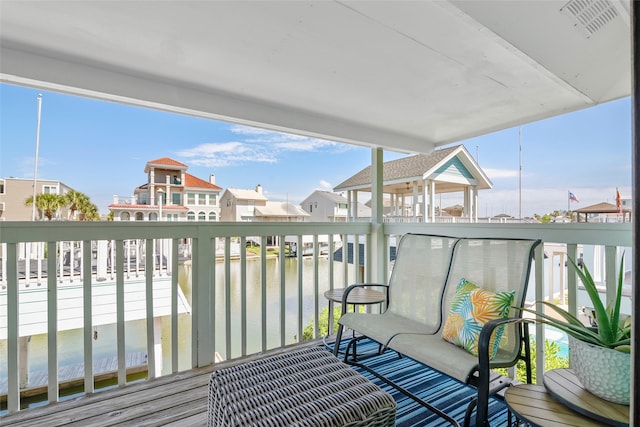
[575,202,630,214]
[334,145,491,194]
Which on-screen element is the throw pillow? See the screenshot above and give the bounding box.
[442,278,515,358]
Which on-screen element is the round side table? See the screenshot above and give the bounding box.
[323,287,386,353]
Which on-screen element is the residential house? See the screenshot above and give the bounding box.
[0,177,74,221]
[108,157,222,221]
[301,190,371,222]
[219,185,268,222]
[334,145,492,223]
[220,185,308,223]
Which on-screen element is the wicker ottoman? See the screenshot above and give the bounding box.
[208,346,396,426]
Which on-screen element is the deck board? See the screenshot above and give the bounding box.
[0,344,307,427]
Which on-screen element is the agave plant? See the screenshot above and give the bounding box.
[522,255,631,353]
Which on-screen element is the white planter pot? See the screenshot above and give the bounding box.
[569,335,630,405]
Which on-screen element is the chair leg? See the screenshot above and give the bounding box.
[333,324,344,356]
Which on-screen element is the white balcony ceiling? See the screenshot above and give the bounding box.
[0,0,631,154]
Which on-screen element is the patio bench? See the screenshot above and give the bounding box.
[336,233,541,427]
[207,346,396,427]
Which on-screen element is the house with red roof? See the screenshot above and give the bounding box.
[108,157,222,221]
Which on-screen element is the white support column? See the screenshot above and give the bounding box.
[463,187,470,218]
[165,175,171,205]
[422,179,428,223]
[353,190,359,221]
[370,148,385,284]
[473,186,478,222]
[150,167,156,205]
[412,181,418,221]
[153,317,163,378]
[429,180,436,221]
[347,191,352,221]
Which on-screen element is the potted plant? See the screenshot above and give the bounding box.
[522,255,631,404]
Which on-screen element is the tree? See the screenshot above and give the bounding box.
[79,201,100,221]
[25,193,65,220]
[64,190,90,220]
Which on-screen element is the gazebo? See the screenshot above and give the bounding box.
[575,202,632,223]
[334,145,491,222]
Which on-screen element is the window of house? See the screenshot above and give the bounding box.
[198,211,206,221]
[135,212,144,221]
[120,212,130,221]
[0,179,5,194]
[209,194,217,205]
[209,212,216,221]
[43,185,58,194]
[139,193,148,204]
[187,211,195,221]
[149,212,158,221]
[187,193,196,204]
[309,203,313,213]
[198,193,207,205]
[172,193,181,205]
[168,213,179,221]
[339,203,347,209]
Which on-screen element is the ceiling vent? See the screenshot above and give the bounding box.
[560,0,618,38]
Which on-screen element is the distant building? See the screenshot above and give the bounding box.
[301,190,370,222]
[334,145,492,223]
[108,157,222,221]
[220,185,308,222]
[575,202,632,223]
[0,177,75,221]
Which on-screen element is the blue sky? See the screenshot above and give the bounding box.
[0,83,632,218]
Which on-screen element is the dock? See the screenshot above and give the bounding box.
[0,352,148,403]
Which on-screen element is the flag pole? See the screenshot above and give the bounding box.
[31,94,43,221]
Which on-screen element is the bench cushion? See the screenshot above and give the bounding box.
[388,333,481,383]
[339,311,437,347]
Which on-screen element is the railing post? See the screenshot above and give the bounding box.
[47,241,59,403]
[7,242,20,413]
[192,233,214,367]
[534,244,545,385]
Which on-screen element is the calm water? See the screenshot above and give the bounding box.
[0,256,355,380]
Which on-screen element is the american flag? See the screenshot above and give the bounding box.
[569,191,579,203]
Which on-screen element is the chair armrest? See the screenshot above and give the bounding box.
[478,317,532,367]
[475,317,532,426]
[341,283,389,310]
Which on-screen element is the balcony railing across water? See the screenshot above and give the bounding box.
[0,220,632,414]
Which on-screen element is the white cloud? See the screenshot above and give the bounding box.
[175,141,276,167]
[319,180,332,190]
[175,125,350,167]
[483,168,519,179]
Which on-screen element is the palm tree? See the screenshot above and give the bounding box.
[78,201,100,221]
[25,193,65,221]
[64,190,90,220]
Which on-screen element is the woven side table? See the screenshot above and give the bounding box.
[208,346,396,427]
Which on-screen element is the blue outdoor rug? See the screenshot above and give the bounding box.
[331,338,510,427]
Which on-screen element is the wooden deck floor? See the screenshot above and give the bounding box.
[0,344,309,427]
[0,340,511,426]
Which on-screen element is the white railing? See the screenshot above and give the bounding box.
[0,220,632,414]
[0,221,370,413]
